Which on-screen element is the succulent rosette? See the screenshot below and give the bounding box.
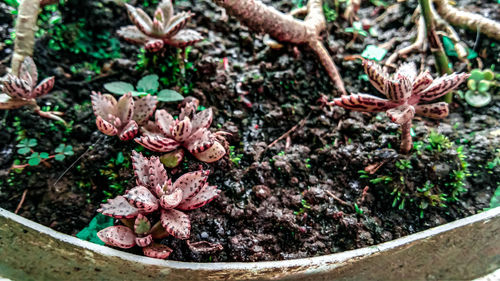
[117,0,203,52]
[135,98,226,163]
[98,151,220,241]
[91,91,157,141]
[331,60,469,153]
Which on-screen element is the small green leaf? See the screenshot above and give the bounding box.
[115,152,124,165]
[469,69,484,82]
[17,147,31,155]
[130,90,147,97]
[361,45,387,61]
[39,152,50,159]
[478,80,491,93]
[104,82,134,95]
[28,153,41,166]
[55,144,65,153]
[64,145,74,156]
[28,139,37,147]
[136,74,159,94]
[483,69,495,81]
[55,154,66,161]
[157,89,184,102]
[464,90,491,108]
[467,79,477,91]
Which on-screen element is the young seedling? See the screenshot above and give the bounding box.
[13,139,74,170]
[330,59,469,153]
[0,57,64,123]
[104,74,184,103]
[98,214,173,259]
[91,91,157,140]
[135,97,227,163]
[98,151,220,240]
[462,69,498,108]
[117,0,203,52]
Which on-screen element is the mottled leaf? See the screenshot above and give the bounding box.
[386,104,415,124]
[362,59,387,94]
[167,29,203,47]
[332,93,396,112]
[96,115,118,136]
[176,183,219,211]
[164,12,192,37]
[155,109,174,136]
[98,195,139,219]
[135,234,153,247]
[142,243,173,259]
[97,225,136,249]
[159,188,183,209]
[124,185,159,213]
[126,4,153,35]
[192,141,226,163]
[172,170,209,202]
[171,118,192,142]
[415,102,449,119]
[20,56,38,88]
[418,73,470,101]
[117,25,150,45]
[135,134,180,153]
[132,94,157,125]
[119,120,139,141]
[191,108,213,132]
[160,208,191,239]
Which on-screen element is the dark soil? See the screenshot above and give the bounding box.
[0,0,499,262]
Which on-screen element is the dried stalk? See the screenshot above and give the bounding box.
[400,121,412,154]
[12,0,40,76]
[433,0,500,41]
[385,15,426,69]
[419,0,453,103]
[212,0,346,95]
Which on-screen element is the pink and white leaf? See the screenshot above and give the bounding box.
[395,62,417,82]
[155,109,174,137]
[164,12,192,37]
[20,56,38,88]
[96,115,119,136]
[119,120,139,141]
[187,240,223,254]
[159,188,183,209]
[123,185,159,213]
[135,234,153,247]
[133,94,157,125]
[158,0,174,24]
[31,76,55,98]
[2,74,32,99]
[147,155,168,190]
[142,243,173,259]
[98,195,139,219]
[97,226,136,249]
[114,92,134,125]
[362,59,387,94]
[167,29,204,47]
[191,108,213,132]
[160,208,191,239]
[176,184,220,211]
[117,25,150,45]
[145,39,165,52]
[91,92,116,119]
[383,76,412,102]
[135,135,180,152]
[332,94,396,112]
[170,118,192,142]
[386,104,415,125]
[192,141,226,163]
[415,102,449,119]
[411,70,434,95]
[125,4,153,35]
[418,73,470,101]
[173,170,209,202]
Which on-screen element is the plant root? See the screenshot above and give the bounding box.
[433,0,500,41]
[385,15,426,69]
[213,0,346,95]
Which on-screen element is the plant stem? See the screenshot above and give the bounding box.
[400,121,413,154]
[418,0,453,103]
[12,0,40,76]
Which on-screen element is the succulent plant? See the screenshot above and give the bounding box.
[98,151,220,240]
[97,214,173,259]
[117,0,203,52]
[0,57,64,122]
[331,60,469,153]
[462,68,498,108]
[135,97,227,163]
[91,91,158,141]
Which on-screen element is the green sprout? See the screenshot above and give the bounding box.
[462,68,498,107]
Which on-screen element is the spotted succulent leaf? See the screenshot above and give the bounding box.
[418,73,470,101]
[173,170,209,202]
[132,94,157,125]
[167,29,204,47]
[98,195,140,219]
[332,94,396,112]
[415,102,449,119]
[176,184,220,211]
[160,208,191,239]
[134,214,152,235]
[142,243,173,259]
[386,104,415,125]
[97,225,137,249]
